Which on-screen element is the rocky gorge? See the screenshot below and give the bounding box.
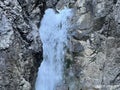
[0,0,120,90]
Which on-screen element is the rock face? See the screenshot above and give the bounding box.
[46,0,120,90]
[1,0,120,90]
[0,0,44,90]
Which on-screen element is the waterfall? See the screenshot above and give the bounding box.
[35,8,73,90]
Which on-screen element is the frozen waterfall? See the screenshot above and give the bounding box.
[35,8,73,90]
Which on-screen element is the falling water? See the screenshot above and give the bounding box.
[35,8,73,90]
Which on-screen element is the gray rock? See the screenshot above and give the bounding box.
[53,0,120,90]
[72,30,90,41]
[0,0,44,90]
[1,0,120,90]
[71,41,84,53]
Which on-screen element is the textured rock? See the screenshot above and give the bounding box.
[1,0,120,90]
[0,0,44,90]
[47,0,120,90]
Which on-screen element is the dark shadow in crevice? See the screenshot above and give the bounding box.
[113,0,117,4]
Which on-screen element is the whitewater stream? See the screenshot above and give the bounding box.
[35,8,73,90]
